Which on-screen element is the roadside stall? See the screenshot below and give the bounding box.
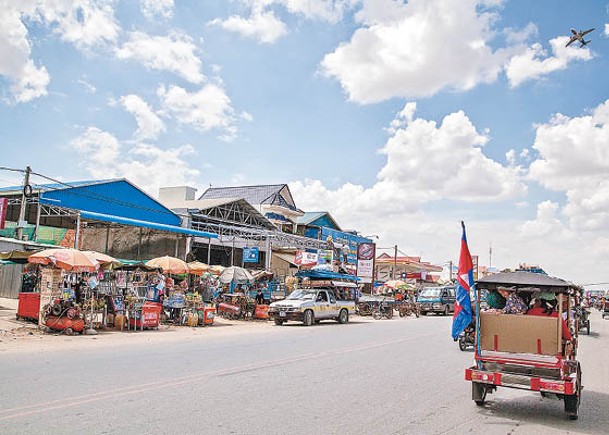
[217,266,256,320]
[28,248,100,335]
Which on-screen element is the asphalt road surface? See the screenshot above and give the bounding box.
[1,312,608,434]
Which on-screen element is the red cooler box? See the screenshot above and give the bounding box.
[17,292,41,322]
[129,302,162,329]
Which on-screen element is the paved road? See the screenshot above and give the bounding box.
[1,312,608,434]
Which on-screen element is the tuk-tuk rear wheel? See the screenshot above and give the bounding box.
[564,362,582,420]
[472,382,487,406]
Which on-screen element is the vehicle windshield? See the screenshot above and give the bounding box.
[419,288,442,298]
[286,289,317,300]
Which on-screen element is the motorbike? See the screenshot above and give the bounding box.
[396,300,421,318]
[576,306,591,334]
[458,324,476,351]
[372,299,394,320]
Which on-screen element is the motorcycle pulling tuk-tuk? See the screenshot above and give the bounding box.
[464,271,583,420]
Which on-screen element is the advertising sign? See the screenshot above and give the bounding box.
[356,242,376,283]
[316,249,334,271]
[243,247,260,263]
[320,227,372,265]
[0,198,7,230]
[295,250,318,266]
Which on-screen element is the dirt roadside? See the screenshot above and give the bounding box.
[0,297,279,355]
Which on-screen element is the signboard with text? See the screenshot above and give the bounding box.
[295,250,318,266]
[356,242,376,284]
[243,247,260,263]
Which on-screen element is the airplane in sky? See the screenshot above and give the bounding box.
[565,28,595,48]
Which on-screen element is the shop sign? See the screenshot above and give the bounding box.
[295,250,318,266]
[243,247,259,263]
[0,198,7,230]
[356,242,376,282]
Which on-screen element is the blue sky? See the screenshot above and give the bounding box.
[1,0,609,284]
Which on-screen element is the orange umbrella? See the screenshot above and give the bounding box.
[29,248,100,272]
[208,265,225,276]
[83,251,123,269]
[145,256,189,274]
[187,261,210,276]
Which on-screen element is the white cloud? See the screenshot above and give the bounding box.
[528,99,609,231]
[279,0,354,23]
[157,83,238,141]
[321,0,514,103]
[0,0,118,103]
[70,126,122,178]
[379,104,525,201]
[35,0,120,50]
[0,4,50,103]
[70,126,199,193]
[209,0,355,43]
[519,200,567,238]
[505,36,593,87]
[119,94,165,141]
[291,103,525,231]
[209,10,287,44]
[77,78,97,93]
[116,31,204,84]
[140,0,174,19]
[605,24,609,37]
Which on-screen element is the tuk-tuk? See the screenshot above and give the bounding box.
[464,271,583,420]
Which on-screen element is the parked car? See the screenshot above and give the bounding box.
[268,288,355,326]
[417,286,456,315]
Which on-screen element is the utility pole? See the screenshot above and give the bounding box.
[16,166,31,241]
[489,243,493,270]
[449,260,453,282]
[393,244,398,280]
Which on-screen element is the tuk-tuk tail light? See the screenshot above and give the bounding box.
[466,369,500,385]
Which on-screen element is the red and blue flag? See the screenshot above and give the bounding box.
[451,221,474,339]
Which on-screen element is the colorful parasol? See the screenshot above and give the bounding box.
[208,265,226,276]
[218,266,255,285]
[145,255,189,274]
[83,251,123,269]
[28,248,100,272]
[187,261,210,276]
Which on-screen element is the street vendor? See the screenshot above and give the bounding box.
[255,289,265,305]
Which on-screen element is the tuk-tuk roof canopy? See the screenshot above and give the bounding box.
[477,271,579,293]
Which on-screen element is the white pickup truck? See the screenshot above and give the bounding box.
[268,287,355,326]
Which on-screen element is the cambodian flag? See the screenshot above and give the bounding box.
[451,221,474,340]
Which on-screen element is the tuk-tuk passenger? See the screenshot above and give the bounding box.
[527,298,572,340]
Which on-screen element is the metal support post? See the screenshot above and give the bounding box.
[16,165,31,240]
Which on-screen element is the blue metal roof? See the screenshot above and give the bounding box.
[80,211,217,239]
[39,179,180,226]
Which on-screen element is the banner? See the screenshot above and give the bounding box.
[243,247,259,263]
[356,242,376,283]
[0,198,7,230]
[295,250,318,266]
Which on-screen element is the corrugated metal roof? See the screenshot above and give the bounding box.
[39,179,181,226]
[199,184,299,211]
[0,179,114,195]
[296,211,341,230]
